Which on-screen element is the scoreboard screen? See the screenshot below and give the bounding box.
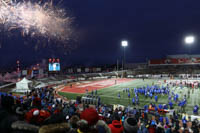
[48,58,60,71]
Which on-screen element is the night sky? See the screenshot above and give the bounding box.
[1,0,200,68]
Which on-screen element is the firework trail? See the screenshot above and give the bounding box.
[0,0,73,41]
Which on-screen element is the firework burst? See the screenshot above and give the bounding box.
[0,0,73,42]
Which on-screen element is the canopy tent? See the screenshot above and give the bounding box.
[14,78,33,92]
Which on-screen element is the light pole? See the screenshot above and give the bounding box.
[184,35,195,54]
[121,40,128,77]
[184,35,195,80]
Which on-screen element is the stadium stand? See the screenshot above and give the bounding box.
[0,85,200,133]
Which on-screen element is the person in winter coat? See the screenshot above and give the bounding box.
[0,95,18,133]
[137,123,148,133]
[123,117,139,133]
[78,108,111,133]
[108,119,123,133]
[39,123,70,133]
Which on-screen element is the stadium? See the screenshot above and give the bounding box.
[0,54,200,132]
[55,54,200,112]
[1,0,200,133]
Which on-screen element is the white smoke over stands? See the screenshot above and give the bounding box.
[0,0,73,41]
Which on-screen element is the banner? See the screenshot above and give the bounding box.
[77,68,81,73]
[85,68,89,73]
[22,70,27,76]
[149,57,200,65]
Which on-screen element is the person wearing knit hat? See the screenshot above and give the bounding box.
[123,117,139,133]
[25,108,40,124]
[80,108,111,133]
[70,115,80,129]
[25,108,51,125]
[80,108,99,126]
[37,110,51,124]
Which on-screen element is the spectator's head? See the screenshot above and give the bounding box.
[77,119,89,133]
[124,117,138,133]
[70,115,80,128]
[33,97,41,107]
[113,114,120,121]
[80,108,99,126]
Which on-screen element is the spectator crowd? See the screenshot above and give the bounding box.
[0,86,200,133]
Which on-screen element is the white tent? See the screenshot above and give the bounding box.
[15,78,33,92]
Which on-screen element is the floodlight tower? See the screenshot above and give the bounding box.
[121,40,128,77]
[184,35,195,80]
[184,35,195,54]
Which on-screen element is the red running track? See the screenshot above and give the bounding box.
[60,78,134,94]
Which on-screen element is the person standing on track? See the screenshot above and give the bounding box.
[98,96,101,107]
[85,88,88,94]
[95,89,97,95]
[91,90,94,96]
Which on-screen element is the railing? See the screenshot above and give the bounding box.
[0,82,15,89]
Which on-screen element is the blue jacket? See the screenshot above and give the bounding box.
[137,125,149,133]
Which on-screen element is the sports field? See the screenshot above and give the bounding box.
[58,78,200,115]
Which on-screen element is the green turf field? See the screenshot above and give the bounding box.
[59,79,167,106]
[58,79,200,115]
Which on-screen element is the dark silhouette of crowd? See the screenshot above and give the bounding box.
[0,87,200,133]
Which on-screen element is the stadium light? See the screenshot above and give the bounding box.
[121,40,128,47]
[121,40,128,77]
[184,35,195,80]
[184,35,196,54]
[184,35,195,45]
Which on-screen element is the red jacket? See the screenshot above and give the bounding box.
[109,120,123,133]
[148,126,156,133]
[25,108,50,124]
